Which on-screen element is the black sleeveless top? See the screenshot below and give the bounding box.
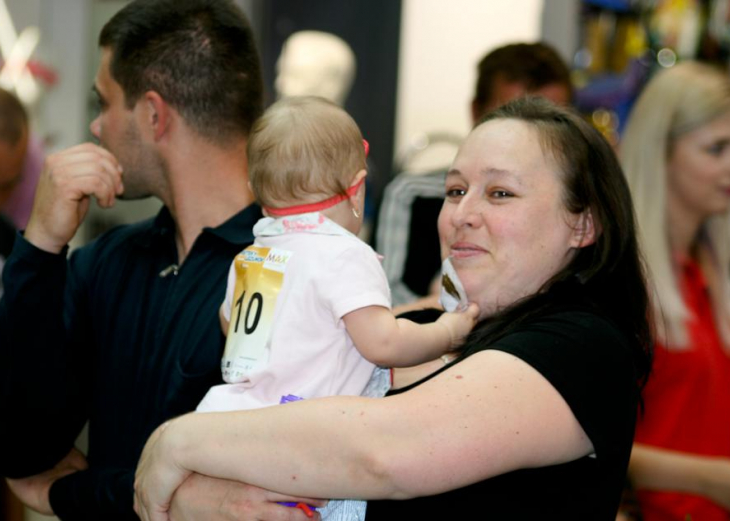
[366,306,639,521]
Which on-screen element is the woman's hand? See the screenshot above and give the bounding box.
[169,473,326,521]
[134,419,192,521]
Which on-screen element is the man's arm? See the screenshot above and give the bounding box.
[0,144,123,506]
[0,233,91,477]
[0,233,144,520]
[6,448,88,515]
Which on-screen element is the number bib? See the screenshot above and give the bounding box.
[221,246,292,383]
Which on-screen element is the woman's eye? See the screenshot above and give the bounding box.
[706,141,729,156]
[490,190,513,199]
[446,188,466,198]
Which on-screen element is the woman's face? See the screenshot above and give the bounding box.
[667,111,730,226]
[438,119,591,319]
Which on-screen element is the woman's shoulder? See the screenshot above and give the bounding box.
[472,297,632,359]
[509,305,630,347]
[467,297,638,399]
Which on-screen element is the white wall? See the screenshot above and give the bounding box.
[4,0,91,152]
[395,0,544,173]
[37,0,91,151]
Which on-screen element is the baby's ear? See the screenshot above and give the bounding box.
[570,211,597,248]
[348,169,367,207]
[351,169,367,187]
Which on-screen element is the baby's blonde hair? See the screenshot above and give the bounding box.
[248,96,366,209]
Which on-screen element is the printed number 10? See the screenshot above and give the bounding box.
[233,291,263,334]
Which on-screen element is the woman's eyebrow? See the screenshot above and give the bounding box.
[446,167,513,178]
[480,167,513,178]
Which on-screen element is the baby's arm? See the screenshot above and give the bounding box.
[342,304,479,367]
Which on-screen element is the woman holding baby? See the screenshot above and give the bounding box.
[135,97,652,520]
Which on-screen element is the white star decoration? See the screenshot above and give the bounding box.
[0,0,40,104]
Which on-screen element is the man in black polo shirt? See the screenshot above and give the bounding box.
[0,2,304,519]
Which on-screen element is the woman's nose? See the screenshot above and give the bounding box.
[451,195,483,228]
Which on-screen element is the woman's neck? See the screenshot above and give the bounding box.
[667,201,703,260]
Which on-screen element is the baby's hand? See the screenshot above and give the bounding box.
[436,303,480,348]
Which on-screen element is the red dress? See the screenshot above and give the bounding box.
[635,259,730,520]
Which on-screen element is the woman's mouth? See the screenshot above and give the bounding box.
[450,242,488,259]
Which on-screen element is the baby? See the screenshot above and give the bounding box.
[197,96,477,519]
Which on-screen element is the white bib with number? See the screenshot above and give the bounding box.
[221,246,292,383]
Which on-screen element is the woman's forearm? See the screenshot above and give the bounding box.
[630,444,730,509]
[135,396,398,521]
[167,395,421,500]
[136,350,594,519]
[160,351,591,497]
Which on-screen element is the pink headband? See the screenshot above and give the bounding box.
[263,176,365,217]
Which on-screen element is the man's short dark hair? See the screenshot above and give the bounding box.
[473,42,572,114]
[0,88,27,145]
[99,0,263,143]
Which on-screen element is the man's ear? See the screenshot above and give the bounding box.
[570,210,597,248]
[143,91,170,141]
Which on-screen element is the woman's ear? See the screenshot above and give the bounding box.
[570,211,597,248]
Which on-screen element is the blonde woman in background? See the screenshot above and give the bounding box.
[622,61,730,521]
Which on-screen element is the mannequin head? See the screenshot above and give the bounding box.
[275,31,356,106]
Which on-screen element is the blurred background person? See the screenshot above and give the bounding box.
[622,61,730,521]
[0,88,43,231]
[0,88,42,300]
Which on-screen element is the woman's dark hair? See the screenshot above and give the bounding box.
[461,97,652,385]
[99,0,263,143]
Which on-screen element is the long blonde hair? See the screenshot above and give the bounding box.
[621,61,730,348]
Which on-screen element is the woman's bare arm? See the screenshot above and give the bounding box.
[391,358,446,389]
[135,350,593,521]
[629,444,730,509]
